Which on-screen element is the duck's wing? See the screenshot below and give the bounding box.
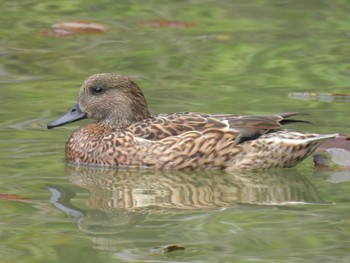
[218,112,311,139]
[126,112,308,141]
[127,112,228,140]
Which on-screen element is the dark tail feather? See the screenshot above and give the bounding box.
[278,112,310,118]
[277,112,313,125]
[281,119,313,125]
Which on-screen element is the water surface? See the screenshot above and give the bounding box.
[1,1,350,262]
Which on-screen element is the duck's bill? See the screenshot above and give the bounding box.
[47,102,87,129]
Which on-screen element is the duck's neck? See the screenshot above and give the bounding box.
[99,110,151,130]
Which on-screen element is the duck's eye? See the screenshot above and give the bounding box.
[92,86,104,95]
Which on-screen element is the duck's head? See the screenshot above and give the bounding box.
[47,73,150,129]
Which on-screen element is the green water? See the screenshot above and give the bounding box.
[1,0,350,262]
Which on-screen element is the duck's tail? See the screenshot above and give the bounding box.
[308,133,338,141]
[277,112,313,125]
[226,132,338,171]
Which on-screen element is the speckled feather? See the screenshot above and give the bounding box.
[49,73,337,170]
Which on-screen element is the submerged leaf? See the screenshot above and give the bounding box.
[149,244,185,254]
[326,172,350,184]
[40,20,109,38]
[313,169,350,184]
[39,28,76,38]
[52,20,109,33]
[0,193,31,202]
[143,20,195,28]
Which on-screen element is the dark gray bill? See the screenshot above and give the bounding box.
[47,102,87,129]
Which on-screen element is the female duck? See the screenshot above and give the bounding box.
[48,73,337,170]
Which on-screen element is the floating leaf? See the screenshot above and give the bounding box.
[313,136,350,171]
[318,135,350,152]
[313,149,350,170]
[325,148,350,166]
[0,193,31,202]
[313,153,333,169]
[143,20,195,28]
[313,144,350,183]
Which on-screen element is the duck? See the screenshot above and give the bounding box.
[47,73,337,171]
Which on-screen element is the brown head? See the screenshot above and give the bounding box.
[47,73,151,129]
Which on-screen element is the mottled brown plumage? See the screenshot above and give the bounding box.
[47,73,337,170]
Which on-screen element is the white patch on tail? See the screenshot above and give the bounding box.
[265,133,338,145]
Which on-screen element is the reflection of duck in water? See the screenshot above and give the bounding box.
[48,74,337,170]
[66,165,322,213]
[46,166,322,245]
